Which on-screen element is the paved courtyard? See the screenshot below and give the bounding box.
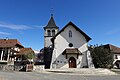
[0,71,120,80]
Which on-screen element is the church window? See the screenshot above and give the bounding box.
[52,30,55,36]
[69,43,73,47]
[47,30,51,36]
[69,30,72,38]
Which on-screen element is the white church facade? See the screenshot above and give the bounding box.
[44,15,94,69]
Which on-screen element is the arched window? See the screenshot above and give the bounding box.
[52,30,55,36]
[69,30,72,38]
[47,30,51,36]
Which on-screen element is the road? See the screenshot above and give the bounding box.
[0,71,120,80]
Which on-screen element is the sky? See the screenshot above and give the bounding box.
[0,0,120,50]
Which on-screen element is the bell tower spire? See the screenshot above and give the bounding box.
[44,15,59,48]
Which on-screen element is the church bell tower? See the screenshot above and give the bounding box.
[44,14,59,48]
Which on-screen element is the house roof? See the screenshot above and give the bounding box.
[103,44,120,53]
[16,48,34,55]
[44,16,59,29]
[0,39,24,48]
[51,21,91,42]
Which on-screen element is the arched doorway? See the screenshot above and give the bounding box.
[69,57,76,68]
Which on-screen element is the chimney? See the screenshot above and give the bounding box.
[6,37,9,40]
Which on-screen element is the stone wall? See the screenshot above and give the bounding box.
[0,64,45,72]
[0,65,23,71]
[33,65,44,71]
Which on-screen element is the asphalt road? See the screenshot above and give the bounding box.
[0,71,120,80]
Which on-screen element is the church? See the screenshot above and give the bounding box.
[44,15,94,69]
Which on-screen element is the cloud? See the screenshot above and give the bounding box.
[34,25,44,29]
[105,28,120,35]
[0,22,32,30]
[0,31,11,35]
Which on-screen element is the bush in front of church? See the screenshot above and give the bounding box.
[89,45,113,68]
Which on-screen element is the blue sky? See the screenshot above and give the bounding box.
[0,0,120,50]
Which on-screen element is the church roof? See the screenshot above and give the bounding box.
[51,21,91,42]
[44,16,58,29]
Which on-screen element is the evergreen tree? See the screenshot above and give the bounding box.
[89,45,113,68]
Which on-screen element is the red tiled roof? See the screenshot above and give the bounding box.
[109,44,120,53]
[0,39,24,48]
[104,44,120,53]
[16,48,34,55]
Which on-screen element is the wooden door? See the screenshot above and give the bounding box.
[69,57,76,68]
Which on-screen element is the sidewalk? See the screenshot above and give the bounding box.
[0,76,7,80]
[111,69,120,74]
[39,68,117,75]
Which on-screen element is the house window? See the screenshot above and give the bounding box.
[47,30,51,36]
[52,30,55,36]
[115,55,118,59]
[69,30,72,38]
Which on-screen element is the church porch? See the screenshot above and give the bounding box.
[62,48,82,68]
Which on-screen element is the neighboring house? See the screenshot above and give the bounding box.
[0,39,34,65]
[0,39,24,65]
[103,44,120,68]
[34,49,44,65]
[44,15,94,69]
[16,48,35,62]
